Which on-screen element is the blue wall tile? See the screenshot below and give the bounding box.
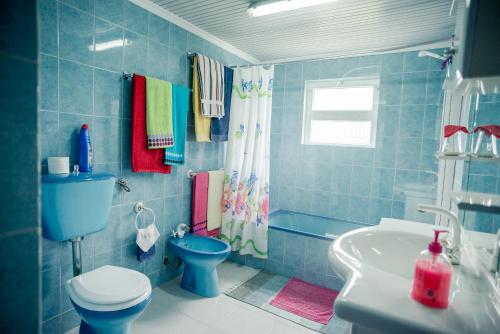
[94,19,124,72]
[404,51,428,72]
[123,30,148,74]
[302,60,321,80]
[59,3,94,65]
[39,0,58,56]
[41,54,58,111]
[148,13,170,45]
[284,62,303,81]
[381,53,404,74]
[170,24,187,51]
[402,71,427,105]
[94,68,122,117]
[399,105,424,137]
[60,0,94,13]
[95,0,123,25]
[147,40,169,80]
[59,60,93,115]
[40,111,59,163]
[123,2,149,35]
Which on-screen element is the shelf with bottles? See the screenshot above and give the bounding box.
[437,125,500,162]
[451,191,500,214]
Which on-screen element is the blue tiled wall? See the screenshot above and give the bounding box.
[0,1,40,333]
[270,51,446,225]
[38,0,246,332]
[461,94,500,233]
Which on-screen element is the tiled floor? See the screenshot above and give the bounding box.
[67,262,322,334]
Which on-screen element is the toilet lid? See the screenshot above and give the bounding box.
[69,265,151,306]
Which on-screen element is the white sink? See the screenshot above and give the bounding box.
[329,219,500,334]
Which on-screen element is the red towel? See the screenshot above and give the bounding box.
[192,172,209,236]
[131,74,171,174]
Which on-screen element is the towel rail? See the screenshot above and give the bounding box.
[187,169,224,179]
[122,72,193,92]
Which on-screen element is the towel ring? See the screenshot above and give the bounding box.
[134,201,156,230]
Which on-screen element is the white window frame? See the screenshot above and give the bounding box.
[302,76,380,148]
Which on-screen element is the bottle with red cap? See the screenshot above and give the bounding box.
[410,230,452,308]
[78,124,93,172]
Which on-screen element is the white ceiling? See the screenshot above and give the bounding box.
[149,0,457,63]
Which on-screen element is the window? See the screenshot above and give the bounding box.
[302,77,380,147]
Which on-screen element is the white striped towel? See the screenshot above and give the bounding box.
[197,54,225,118]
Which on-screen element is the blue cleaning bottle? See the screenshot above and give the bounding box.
[78,124,93,172]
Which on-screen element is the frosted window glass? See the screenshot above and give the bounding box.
[312,87,374,111]
[309,120,372,145]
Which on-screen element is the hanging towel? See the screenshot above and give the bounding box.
[192,172,209,236]
[164,85,190,165]
[193,55,211,142]
[131,74,172,174]
[207,170,224,232]
[211,66,233,142]
[207,229,219,237]
[145,76,174,149]
[197,54,225,118]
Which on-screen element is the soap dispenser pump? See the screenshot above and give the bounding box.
[411,230,452,309]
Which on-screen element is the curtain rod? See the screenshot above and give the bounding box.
[186,38,451,69]
[186,52,273,69]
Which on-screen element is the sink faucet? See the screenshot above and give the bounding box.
[171,223,190,238]
[417,204,461,265]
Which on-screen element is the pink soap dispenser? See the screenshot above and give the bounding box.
[411,230,452,309]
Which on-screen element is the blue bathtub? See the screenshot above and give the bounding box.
[269,210,369,240]
[230,210,367,290]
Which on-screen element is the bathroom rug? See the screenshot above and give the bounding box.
[225,271,349,334]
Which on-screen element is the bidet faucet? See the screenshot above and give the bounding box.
[417,204,461,265]
[171,223,190,238]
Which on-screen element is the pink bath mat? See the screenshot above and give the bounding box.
[270,278,339,324]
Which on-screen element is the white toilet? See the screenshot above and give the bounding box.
[66,265,151,334]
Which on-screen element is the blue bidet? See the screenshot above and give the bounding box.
[66,265,152,334]
[168,234,231,297]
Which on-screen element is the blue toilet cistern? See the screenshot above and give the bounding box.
[168,225,231,297]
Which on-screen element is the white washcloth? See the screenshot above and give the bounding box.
[197,54,225,118]
[207,170,225,231]
[136,223,160,252]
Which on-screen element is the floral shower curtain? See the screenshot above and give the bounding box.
[220,65,274,259]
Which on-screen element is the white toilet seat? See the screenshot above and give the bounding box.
[66,265,152,312]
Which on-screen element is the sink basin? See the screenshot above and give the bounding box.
[329,218,500,334]
[334,229,428,280]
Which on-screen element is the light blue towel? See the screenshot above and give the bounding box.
[164,85,190,165]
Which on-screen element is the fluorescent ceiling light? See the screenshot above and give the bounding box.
[247,0,338,17]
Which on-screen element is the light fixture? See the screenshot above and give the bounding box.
[247,0,338,17]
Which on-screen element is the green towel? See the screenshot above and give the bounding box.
[146,76,174,149]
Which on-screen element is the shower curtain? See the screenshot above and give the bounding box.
[220,65,274,259]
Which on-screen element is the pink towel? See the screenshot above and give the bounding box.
[191,172,209,235]
[270,278,339,324]
[207,228,219,237]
